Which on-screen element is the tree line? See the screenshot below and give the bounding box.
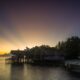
[10,36,80,63]
[56,36,80,60]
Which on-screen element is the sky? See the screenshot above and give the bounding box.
[0,0,80,54]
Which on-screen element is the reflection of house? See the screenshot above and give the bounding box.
[10,50,25,63]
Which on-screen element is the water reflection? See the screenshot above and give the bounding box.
[0,57,10,80]
[24,65,71,80]
[10,63,24,80]
[68,72,80,80]
[0,58,80,80]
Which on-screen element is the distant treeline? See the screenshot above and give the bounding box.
[9,36,80,63]
[56,36,80,59]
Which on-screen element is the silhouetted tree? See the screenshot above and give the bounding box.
[25,45,56,63]
[56,36,80,60]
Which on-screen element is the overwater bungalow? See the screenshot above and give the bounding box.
[9,50,25,63]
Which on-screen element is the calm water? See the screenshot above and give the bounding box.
[0,57,80,80]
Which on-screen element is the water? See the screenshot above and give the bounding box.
[0,57,80,80]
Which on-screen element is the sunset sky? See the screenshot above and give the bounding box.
[0,0,80,54]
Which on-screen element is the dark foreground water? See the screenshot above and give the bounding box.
[0,57,80,80]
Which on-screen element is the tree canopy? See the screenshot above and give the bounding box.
[56,36,80,59]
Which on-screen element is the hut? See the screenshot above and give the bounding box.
[10,50,25,63]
